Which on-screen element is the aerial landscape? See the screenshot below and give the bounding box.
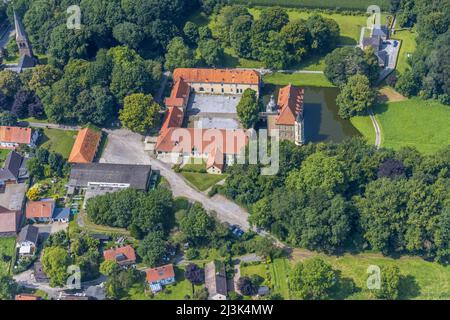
[0,0,449,306]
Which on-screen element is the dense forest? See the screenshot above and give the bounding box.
[392,0,450,105]
[223,138,450,265]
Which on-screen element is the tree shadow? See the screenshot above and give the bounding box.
[372,101,389,116]
[339,36,357,46]
[398,275,421,300]
[331,270,359,300]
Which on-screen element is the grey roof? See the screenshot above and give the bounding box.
[372,25,389,38]
[362,36,382,50]
[205,260,228,297]
[34,261,49,282]
[17,224,39,244]
[68,163,152,190]
[14,11,27,41]
[52,207,70,220]
[0,151,26,182]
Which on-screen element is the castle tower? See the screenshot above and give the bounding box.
[14,11,34,58]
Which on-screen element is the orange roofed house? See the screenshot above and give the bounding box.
[26,199,55,223]
[267,84,305,146]
[0,126,39,150]
[145,264,176,293]
[68,128,102,164]
[103,245,137,267]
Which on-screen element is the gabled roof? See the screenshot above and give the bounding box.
[165,78,191,108]
[103,245,136,265]
[206,147,224,171]
[18,54,36,70]
[15,294,40,300]
[17,224,39,244]
[68,128,101,164]
[0,206,20,234]
[14,11,27,42]
[173,68,260,85]
[26,199,55,219]
[146,264,175,283]
[155,128,248,155]
[159,107,184,135]
[52,207,70,220]
[68,163,152,190]
[0,151,25,182]
[0,126,32,144]
[276,85,304,126]
[205,260,227,297]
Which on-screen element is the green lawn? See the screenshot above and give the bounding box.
[350,115,376,145]
[181,172,227,191]
[316,252,450,300]
[391,29,417,74]
[241,259,291,299]
[39,128,77,158]
[0,149,10,167]
[373,98,450,154]
[127,267,202,300]
[263,72,335,88]
[244,250,450,300]
[182,158,207,173]
[0,237,16,276]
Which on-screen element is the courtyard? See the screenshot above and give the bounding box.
[186,93,242,130]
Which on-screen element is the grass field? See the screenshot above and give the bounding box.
[230,0,390,11]
[350,115,376,145]
[373,98,450,154]
[391,29,417,74]
[263,72,335,88]
[243,250,450,300]
[181,172,227,191]
[40,128,77,158]
[0,237,15,276]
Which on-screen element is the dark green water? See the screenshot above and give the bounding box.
[262,85,360,143]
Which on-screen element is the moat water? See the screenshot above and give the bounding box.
[262,85,360,143]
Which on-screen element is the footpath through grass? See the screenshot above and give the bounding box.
[374,98,450,154]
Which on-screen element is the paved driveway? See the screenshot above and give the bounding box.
[99,129,250,230]
[100,129,151,165]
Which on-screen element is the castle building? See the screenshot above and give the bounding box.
[267,84,305,146]
[13,11,36,72]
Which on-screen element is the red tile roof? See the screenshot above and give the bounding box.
[15,294,41,300]
[0,206,20,234]
[146,264,175,283]
[173,68,260,85]
[26,199,55,219]
[103,245,136,265]
[0,126,32,144]
[159,107,184,135]
[68,128,101,164]
[164,78,191,108]
[155,128,248,155]
[276,85,304,126]
[207,147,224,171]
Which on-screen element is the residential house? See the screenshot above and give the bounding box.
[205,260,228,300]
[172,68,261,96]
[67,163,152,207]
[15,294,41,300]
[0,126,38,150]
[0,206,21,237]
[103,245,137,267]
[145,264,176,293]
[68,128,102,164]
[26,199,55,223]
[361,25,390,68]
[0,151,29,184]
[267,84,305,146]
[52,208,70,223]
[16,224,39,257]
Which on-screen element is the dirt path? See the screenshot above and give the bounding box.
[369,109,382,148]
